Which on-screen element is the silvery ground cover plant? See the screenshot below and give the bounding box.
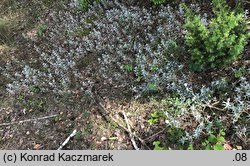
[0,0,249,150]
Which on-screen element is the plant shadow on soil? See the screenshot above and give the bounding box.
[0,0,173,150]
[0,0,250,150]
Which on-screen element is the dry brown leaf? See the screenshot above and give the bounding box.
[33,144,42,150]
[224,143,232,150]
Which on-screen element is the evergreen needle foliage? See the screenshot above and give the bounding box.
[182,0,250,71]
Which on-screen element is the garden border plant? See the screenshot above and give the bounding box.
[182,0,250,71]
[1,0,249,150]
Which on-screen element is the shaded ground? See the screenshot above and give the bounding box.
[0,0,169,150]
[0,0,249,150]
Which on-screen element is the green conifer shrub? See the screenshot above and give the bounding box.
[182,0,250,71]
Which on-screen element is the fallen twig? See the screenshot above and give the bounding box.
[109,115,151,150]
[57,129,77,150]
[92,92,150,149]
[143,128,166,141]
[206,104,225,111]
[0,114,58,127]
[202,101,225,112]
[122,111,139,150]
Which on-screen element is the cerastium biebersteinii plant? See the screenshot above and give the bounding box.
[1,0,249,149]
[2,0,185,99]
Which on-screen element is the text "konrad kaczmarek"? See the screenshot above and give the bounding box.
[20,153,114,162]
